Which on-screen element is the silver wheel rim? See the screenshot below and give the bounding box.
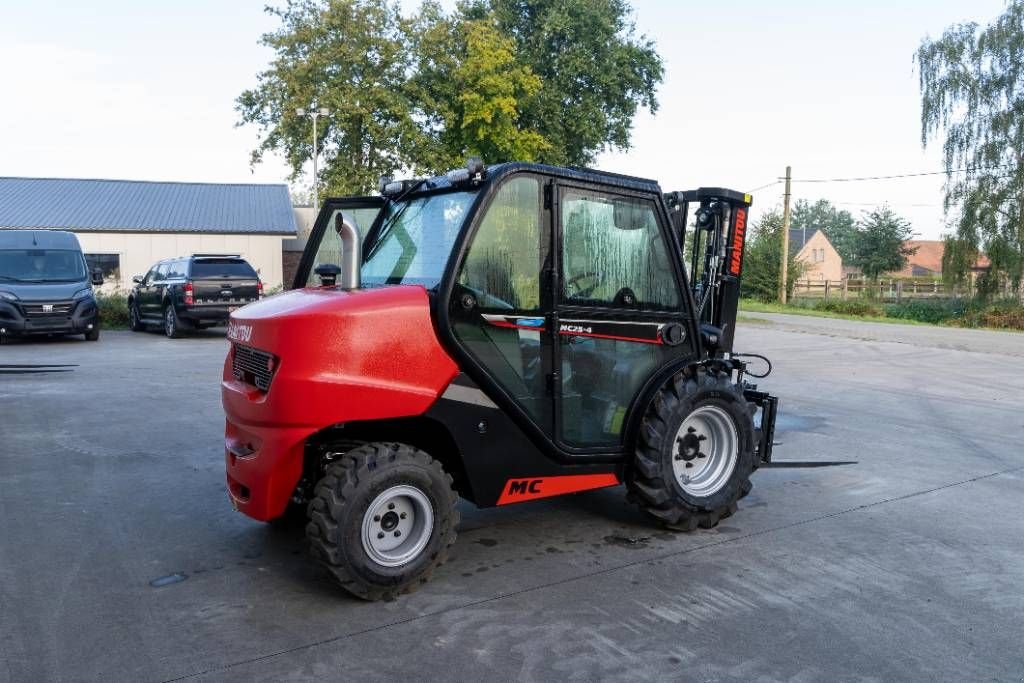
[165,308,174,335]
[361,485,434,568]
[130,306,137,328]
[672,405,739,497]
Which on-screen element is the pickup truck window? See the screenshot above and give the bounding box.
[191,260,257,279]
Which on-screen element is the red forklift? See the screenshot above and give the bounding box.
[222,159,778,600]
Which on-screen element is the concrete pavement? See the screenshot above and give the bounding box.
[1,321,1022,681]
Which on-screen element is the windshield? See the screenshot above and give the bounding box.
[361,190,478,288]
[0,249,88,283]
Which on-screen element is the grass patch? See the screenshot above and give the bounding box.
[740,296,1024,331]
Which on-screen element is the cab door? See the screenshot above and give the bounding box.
[553,182,695,451]
[447,174,553,435]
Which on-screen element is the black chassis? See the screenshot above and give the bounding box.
[295,162,777,508]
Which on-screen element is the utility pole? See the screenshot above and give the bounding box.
[296,107,330,212]
[780,165,792,304]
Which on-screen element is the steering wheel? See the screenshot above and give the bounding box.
[565,271,601,299]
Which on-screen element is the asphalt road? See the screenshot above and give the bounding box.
[1,319,1022,682]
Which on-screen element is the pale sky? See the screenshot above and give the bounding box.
[0,0,1009,238]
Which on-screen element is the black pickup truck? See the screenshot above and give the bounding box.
[128,254,262,338]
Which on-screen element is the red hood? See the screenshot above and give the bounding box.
[224,285,459,426]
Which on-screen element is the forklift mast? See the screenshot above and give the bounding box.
[664,188,752,356]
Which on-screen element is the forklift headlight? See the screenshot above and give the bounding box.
[380,178,415,197]
[446,156,486,185]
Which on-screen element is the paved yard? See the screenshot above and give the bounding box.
[1,319,1022,682]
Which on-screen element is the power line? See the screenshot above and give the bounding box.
[746,180,782,193]
[784,164,1013,184]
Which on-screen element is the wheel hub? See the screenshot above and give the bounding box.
[671,405,739,498]
[361,485,434,568]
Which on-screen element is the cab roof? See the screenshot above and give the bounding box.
[407,162,663,196]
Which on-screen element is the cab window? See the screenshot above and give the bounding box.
[560,190,679,310]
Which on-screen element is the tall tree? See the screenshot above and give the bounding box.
[851,206,917,281]
[406,3,549,172]
[465,0,664,166]
[789,198,859,262]
[237,0,415,196]
[917,2,1024,294]
[740,209,805,302]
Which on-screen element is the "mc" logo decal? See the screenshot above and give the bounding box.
[496,473,620,505]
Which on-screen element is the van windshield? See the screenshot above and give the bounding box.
[0,249,87,283]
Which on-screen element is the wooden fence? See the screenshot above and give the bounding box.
[792,279,962,302]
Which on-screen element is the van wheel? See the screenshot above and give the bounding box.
[164,306,183,339]
[306,442,459,601]
[84,328,100,341]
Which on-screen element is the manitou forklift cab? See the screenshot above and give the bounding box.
[222,160,777,600]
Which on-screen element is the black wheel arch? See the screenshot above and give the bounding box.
[301,416,472,504]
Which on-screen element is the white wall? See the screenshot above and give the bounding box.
[283,206,316,253]
[74,232,286,291]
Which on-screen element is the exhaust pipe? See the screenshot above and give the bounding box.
[335,212,361,290]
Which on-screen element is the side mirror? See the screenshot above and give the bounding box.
[91,268,104,286]
[132,275,144,284]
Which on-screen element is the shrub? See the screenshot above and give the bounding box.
[966,302,1024,330]
[813,299,885,317]
[95,291,130,328]
[883,299,966,325]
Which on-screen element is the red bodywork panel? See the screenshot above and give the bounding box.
[222,286,459,521]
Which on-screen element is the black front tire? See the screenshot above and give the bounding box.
[84,328,100,341]
[306,442,459,601]
[627,367,755,531]
[128,301,145,332]
[163,305,183,339]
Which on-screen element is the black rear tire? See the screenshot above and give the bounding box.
[164,305,183,339]
[306,442,459,601]
[627,367,755,531]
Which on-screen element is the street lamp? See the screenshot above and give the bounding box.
[296,106,330,212]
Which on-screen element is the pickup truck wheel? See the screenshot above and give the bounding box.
[306,442,459,601]
[627,367,755,531]
[128,301,145,332]
[163,305,183,339]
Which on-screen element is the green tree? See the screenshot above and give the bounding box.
[465,0,664,166]
[790,198,858,262]
[740,209,805,302]
[917,2,1024,295]
[406,3,549,172]
[236,0,416,196]
[851,206,916,281]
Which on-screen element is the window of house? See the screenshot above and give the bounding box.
[85,254,121,282]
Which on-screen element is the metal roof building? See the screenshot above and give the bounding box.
[0,177,297,288]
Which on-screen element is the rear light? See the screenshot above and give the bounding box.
[257,281,264,299]
[183,282,194,306]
